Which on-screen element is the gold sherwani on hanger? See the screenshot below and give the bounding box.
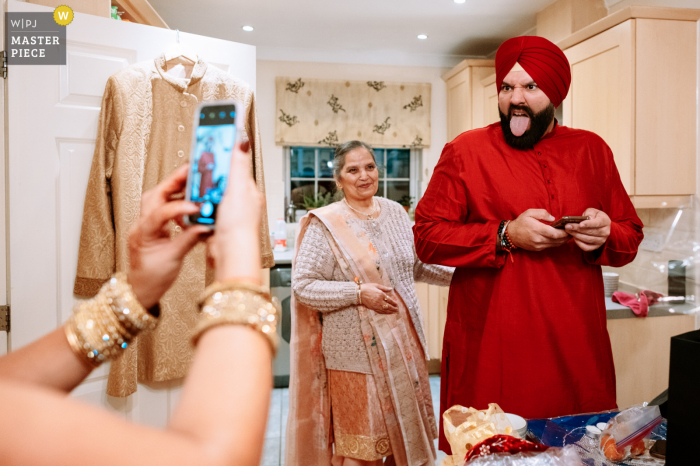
[75,55,274,397]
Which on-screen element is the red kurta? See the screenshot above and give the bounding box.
[413,121,643,454]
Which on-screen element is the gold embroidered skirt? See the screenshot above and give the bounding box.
[329,369,392,460]
[328,297,437,462]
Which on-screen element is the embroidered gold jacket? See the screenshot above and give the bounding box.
[74,55,274,397]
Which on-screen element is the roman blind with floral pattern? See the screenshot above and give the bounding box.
[275,77,431,148]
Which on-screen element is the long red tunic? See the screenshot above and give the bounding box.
[413,121,643,454]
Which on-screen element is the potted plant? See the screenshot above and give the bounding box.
[302,192,333,211]
[398,195,414,213]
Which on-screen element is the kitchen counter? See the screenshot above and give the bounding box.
[273,252,697,319]
[605,297,696,320]
[273,249,294,265]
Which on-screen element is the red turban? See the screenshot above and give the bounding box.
[495,36,571,108]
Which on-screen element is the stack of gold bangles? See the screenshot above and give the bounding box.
[65,272,158,368]
[192,281,279,355]
[65,274,280,368]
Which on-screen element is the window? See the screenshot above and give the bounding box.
[285,146,421,209]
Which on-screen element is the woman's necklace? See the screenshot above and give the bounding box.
[343,197,378,220]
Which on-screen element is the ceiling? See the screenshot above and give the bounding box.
[148,0,559,68]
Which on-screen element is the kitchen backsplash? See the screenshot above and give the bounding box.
[604,206,698,299]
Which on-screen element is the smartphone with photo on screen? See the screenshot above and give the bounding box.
[184,101,241,228]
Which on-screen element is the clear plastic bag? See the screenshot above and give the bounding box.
[443,404,518,464]
[458,445,583,465]
[599,404,663,462]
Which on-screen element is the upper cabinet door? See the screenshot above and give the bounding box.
[446,68,472,141]
[563,20,635,194]
[563,15,698,203]
[481,74,500,128]
[443,60,495,141]
[635,19,696,197]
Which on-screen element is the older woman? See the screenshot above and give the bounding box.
[287,141,453,466]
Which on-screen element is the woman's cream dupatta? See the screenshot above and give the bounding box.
[285,202,437,466]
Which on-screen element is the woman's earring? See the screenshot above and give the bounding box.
[336,184,343,191]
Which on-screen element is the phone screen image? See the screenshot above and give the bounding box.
[188,104,236,226]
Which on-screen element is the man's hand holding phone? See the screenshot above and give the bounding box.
[507,209,570,251]
[564,208,611,252]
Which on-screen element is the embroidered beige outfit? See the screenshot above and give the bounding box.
[288,198,453,464]
[74,55,274,397]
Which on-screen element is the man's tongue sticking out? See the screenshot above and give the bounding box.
[510,114,530,137]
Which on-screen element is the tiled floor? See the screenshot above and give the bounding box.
[261,375,447,466]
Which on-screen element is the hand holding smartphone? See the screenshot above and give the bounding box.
[550,216,589,229]
[184,101,241,228]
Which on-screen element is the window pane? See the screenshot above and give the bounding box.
[290,180,315,205]
[373,148,385,177]
[318,180,338,204]
[290,147,315,178]
[386,181,410,203]
[318,148,334,178]
[386,149,410,179]
[376,180,385,198]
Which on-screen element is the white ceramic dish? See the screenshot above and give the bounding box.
[505,413,527,433]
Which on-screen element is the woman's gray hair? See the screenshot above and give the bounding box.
[333,140,376,179]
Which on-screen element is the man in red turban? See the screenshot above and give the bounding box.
[414,36,643,454]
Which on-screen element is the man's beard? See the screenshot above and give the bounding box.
[499,103,555,150]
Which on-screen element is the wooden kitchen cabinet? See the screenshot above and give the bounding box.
[26,0,169,28]
[480,73,500,128]
[442,59,495,141]
[608,313,695,409]
[416,282,449,372]
[561,7,700,208]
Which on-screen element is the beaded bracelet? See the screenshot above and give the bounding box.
[191,281,280,355]
[503,221,516,263]
[64,272,159,368]
[504,222,517,250]
[354,276,363,305]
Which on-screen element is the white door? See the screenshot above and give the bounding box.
[6,0,256,426]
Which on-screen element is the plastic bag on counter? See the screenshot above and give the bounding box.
[599,404,663,462]
[443,404,518,465]
[459,445,583,466]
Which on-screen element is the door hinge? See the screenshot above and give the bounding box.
[1,51,6,79]
[0,305,8,332]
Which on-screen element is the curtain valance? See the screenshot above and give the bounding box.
[275,77,431,148]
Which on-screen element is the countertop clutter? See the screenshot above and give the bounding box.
[605,297,696,319]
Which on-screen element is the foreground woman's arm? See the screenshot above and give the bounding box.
[0,166,207,392]
[0,142,273,466]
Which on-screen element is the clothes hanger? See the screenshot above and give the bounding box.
[163,29,198,64]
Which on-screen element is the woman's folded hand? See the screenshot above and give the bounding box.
[361,283,398,314]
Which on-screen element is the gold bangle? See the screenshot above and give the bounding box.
[192,281,279,355]
[64,272,158,367]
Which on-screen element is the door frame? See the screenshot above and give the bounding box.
[1,0,9,355]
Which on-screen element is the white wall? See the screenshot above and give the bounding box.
[256,60,449,230]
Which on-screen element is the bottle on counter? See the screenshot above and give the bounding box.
[274,218,287,251]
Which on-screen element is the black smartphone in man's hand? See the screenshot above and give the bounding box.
[550,216,590,229]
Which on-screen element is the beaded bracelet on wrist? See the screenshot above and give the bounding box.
[64,272,159,368]
[192,281,280,355]
[504,222,516,251]
[354,276,363,305]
